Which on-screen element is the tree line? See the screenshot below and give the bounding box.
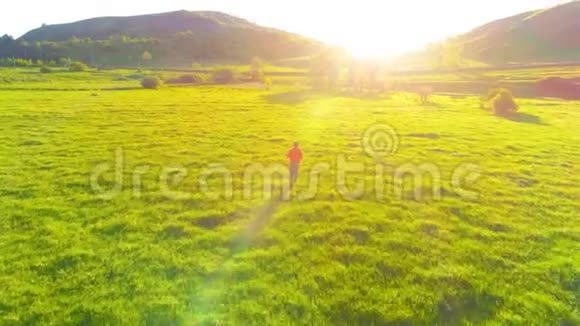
[0,30,320,67]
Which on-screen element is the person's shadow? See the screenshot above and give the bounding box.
[191,197,282,314]
[229,197,283,254]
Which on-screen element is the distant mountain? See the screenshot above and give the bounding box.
[10,11,323,66]
[460,1,580,64]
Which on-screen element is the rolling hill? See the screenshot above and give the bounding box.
[460,1,580,64]
[9,11,323,66]
[21,11,270,42]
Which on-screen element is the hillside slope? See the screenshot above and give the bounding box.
[12,11,322,65]
[460,1,580,63]
[21,11,259,42]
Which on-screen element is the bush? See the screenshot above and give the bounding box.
[0,58,33,67]
[485,88,518,117]
[40,66,52,74]
[165,74,203,85]
[69,61,87,72]
[537,77,580,100]
[250,56,265,82]
[249,70,265,82]
[263,77,272,90]
[484,87,504,101]
[417,86,432,103]
[141,76,162,89]
[212,68,237,84]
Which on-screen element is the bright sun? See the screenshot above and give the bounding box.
[302,10,431,60]
[346,41,408,59]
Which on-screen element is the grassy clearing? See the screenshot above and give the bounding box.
[0,68,141,90]
[0,67,307,90]
[0,68,579,324]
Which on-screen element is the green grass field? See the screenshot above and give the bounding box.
[0,67,579,325]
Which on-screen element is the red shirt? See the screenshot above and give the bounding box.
[288,147,303,163]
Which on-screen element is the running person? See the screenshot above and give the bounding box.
[287,142,303,189]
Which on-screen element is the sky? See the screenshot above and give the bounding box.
[0,0,569,57]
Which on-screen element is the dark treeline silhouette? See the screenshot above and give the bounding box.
[0,11,322,67]
[0,33,319,67]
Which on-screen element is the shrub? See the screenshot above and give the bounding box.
[263,77,272,90]
[40,66,52,74]
[0,58,34,67]
[485,88,518,116]
[69,61,87,72]
[537,77,580,100]
[141,76,162,89]
[417,86,432,103]
[249,70,265,82]
[212,68,236,84]
[165,74,203,85]
[484,87,504,101]
[309,50,341,90]
[19,59,34,67]
[250,56,265,81]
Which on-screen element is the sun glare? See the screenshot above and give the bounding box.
[298,5,439,60]
[346,41,408,60]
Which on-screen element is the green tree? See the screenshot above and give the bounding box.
[19,40,29,60]
[427,39,464,69]
[442,40,463,68]
[141,50,152,66]
[0,35,15,58]
[191,62,202,70]
[69,61,87,72]
[309,49,342,90]
[69,36,81,45]
[250,56,265,81]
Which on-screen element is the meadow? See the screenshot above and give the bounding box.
[0,67,579,325]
